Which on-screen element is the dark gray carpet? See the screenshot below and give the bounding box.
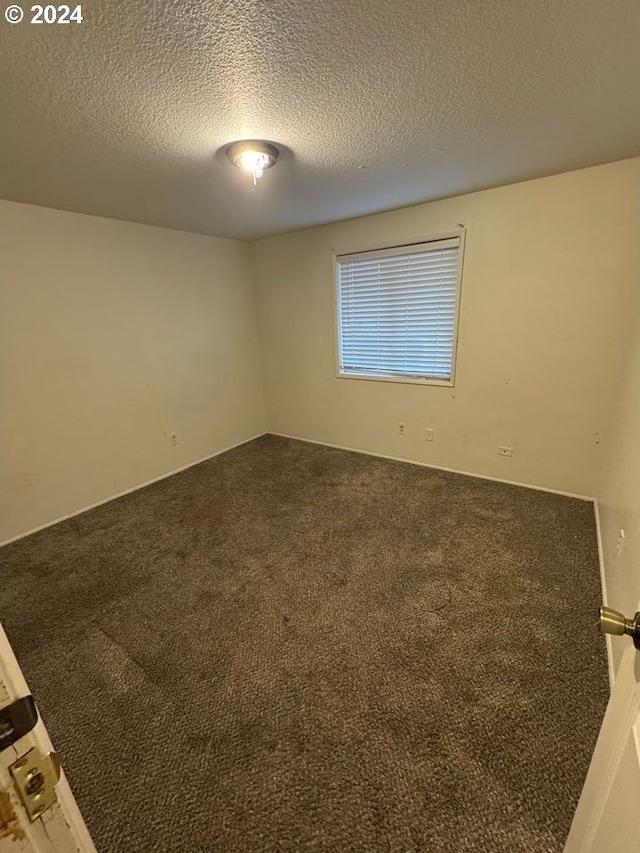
[1,435,609,852]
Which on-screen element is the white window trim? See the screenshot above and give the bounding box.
[331,228,466,388]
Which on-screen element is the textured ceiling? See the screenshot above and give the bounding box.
[1,0,639,240]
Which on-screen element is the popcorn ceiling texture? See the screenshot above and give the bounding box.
[1,436,609,852]
[1,0,638,239]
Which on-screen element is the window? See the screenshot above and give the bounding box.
[335,234,463,385]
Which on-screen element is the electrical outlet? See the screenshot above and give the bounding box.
[169,432,178,446]
[425,428,435,442]
[616,528,626,556]
[497,446,513,457]
[398,422,406,436]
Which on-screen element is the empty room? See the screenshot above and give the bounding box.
[0,1,638,851]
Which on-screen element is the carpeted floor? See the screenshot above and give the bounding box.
[1,435,609,852]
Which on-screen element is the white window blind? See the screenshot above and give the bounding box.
[336,236,461,382]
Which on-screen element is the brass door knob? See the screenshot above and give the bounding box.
[599,606,640,650]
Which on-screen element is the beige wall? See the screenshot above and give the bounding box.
[253,158,640,498]
[0,201,266,543]
[596,310,640,675]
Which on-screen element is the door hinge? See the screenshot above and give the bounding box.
[0,695,38,752]
[10,746,61,821]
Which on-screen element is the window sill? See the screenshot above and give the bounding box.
[337,371,454,388]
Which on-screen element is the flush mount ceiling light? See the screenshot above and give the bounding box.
[225,140,279,185]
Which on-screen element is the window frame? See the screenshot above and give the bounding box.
[331,228,466,388]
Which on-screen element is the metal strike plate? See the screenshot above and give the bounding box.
[10,746,61,821]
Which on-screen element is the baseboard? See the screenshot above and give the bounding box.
[0,432,267,548]
[270,432,594,502]
[593,499,615,691]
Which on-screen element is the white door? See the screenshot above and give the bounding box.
[564,608,640,852]
[0,624,96,853]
